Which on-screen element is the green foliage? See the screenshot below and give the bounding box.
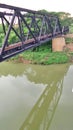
[65,37,73,44]
[10,38,69,65]
[39,10,73,33]
[0,33,5,47]
[44,52,68,65]
[0,24,4,33]
[16,42,69,65]
[69,24,73,33]
[8,31,20,44]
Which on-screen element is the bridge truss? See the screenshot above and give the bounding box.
[0,4,69,62]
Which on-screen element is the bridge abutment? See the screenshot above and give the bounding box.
[52,36,66,52]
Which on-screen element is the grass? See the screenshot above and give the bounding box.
[11,42,70,65]
[22,51,69,65]
[65,37,73,44]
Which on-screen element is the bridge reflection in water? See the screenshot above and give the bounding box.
[0,63,68,130]
[20,78,63,130]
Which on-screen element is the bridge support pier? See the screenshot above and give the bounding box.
[52,36,66,52]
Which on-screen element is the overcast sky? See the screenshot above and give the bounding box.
[0,0,73,16]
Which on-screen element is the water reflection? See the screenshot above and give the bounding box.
[0,62,69,130]
[0,74,46,130]
[19,79,63,130]
[49,65,73,130]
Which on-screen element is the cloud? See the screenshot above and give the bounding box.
[0,0,73,16]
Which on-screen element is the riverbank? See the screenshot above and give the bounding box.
[9,43,73,65]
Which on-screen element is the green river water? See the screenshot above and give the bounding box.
[0,62,73,130]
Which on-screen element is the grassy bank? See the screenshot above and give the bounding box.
[10,41,73,65]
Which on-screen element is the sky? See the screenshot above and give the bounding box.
[0,0,73,16]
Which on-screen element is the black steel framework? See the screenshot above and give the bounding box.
[0,4,69,62]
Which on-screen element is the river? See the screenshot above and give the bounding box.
[0,62,73,130]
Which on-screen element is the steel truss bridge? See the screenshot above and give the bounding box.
[0,4,69,62]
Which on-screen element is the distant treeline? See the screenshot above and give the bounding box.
[39,10,73,33]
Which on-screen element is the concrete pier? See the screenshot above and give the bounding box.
[52,36,66,52]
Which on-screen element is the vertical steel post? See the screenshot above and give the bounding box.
[18,12,37,42]
[45,16,53,36]
[1,11,16,54]
[57,17,62,34]
[18,16,24,45]
[38,16,45,41]
[1,17,6,35]
[25,18,32,40]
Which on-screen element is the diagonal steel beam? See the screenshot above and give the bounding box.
[17,11,37,42]
[1,11,16,54]
[18,16,24,45]
[45,16,53,35]
[3,16,22,41]
[32,15,40,32]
